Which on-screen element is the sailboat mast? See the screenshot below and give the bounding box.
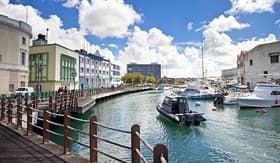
[201,40,204,80]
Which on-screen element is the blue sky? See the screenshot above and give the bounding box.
[1,0,280,77]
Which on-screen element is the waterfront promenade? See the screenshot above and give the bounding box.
[0,86,168,163]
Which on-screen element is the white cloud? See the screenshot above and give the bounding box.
[187,22,193,31]
[207,15,250,32]
[119,26,202,77]
[108,44,118,49]
[226,0,280,15]
[78,0,141,38]
[63,0,80,8]
[0,0,116,62]
[276,19,280,25]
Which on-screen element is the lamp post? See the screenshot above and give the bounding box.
[71,71,77,91]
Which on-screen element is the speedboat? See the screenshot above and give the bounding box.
[188,86,221,100]
[237,82,280,108]
[223,85,249,105]
[156,94,206,126]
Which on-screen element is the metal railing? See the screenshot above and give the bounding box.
[0,94,168,163]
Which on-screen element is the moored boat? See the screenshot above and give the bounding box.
[237,82,280,108]
[156,94,206,126]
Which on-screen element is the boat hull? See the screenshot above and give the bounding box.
[237,97,279,108]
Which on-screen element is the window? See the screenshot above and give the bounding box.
[21,52,25,65]
[22,37,26,45]
[0,54,2,63]
[249,59,253,66]
[20,81,25,87]
[264,71,268,78]
[87,68,89,73]
[81,67,83,73]
[270,55,279,63]
[9,84,14,92]
[271,91,280,95]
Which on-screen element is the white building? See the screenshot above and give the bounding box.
[237,41,280,89]
[78,49,111,89]
[221,68,237,80]
[0,15,32,94]
[111,63,121,87]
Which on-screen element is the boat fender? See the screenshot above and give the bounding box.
[175,116,180,122]
[212,107,217,111]
[261,109,267,113]
[274,99,279,105]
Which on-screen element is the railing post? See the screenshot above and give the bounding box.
[17,96,22,129]
[43,106,49,144]
[90,116,97,163]
[7,97,12,124]
[153,144,168,163]
[64,110,71,154]
[34,95,38,110]
[131,124,140,163]
[26,95,32,135]
[1,97,5,120]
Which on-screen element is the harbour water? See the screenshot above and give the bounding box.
[51,90,280,162]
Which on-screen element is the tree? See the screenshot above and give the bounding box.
[121,73,145,84]
[145,76,156,83]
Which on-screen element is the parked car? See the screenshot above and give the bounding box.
[15,87,34,97]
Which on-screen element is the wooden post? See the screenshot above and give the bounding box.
[64,110,71,154]
[153,144,168,163]
[55,94,58,112]
[17,96,22,129]
[90,116,97,163]
[43,106,49,144]
[26,95,32,135]
[7,97,12,124]
[131,124,140,163]
[1,97,5,120]
[34,95,38,109]
[49,96,53,111]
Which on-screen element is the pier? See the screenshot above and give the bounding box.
[0,87,168,163]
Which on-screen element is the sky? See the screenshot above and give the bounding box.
[1,0,280,78]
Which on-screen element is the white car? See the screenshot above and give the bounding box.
[15,87,34,97]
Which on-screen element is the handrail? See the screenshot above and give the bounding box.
[94,121,131,134]
[94,148,128,163]
[136,148,148,163]
[94,135,131,150]
[46,111,64,117]
[68,115,89,123]
[135,131,153,152]
[46,120,64,127]
[68,136,90,148]
[67,126,89,136]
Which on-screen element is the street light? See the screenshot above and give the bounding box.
[71,70,77,90]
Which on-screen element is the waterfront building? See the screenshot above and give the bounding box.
[77,49,111,89]
[29,35,79,92]
[111,63,121,87]
[237,41,280,89]
[0,14,32,94]
[127,63,161,80]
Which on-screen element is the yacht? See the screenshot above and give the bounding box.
[176,83,200,97]
[188,85,221,99]
[237,83,280,108]
[223,85,249,105]
[156,94,206,126]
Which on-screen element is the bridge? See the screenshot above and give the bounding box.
[0,88,168,163]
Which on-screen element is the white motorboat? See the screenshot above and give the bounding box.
[223,85,249,105]
[237,82,280,108]
[176,83,200,97]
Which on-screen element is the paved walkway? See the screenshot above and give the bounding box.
[0,124,66,163]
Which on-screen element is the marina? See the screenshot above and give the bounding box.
[49,90,280,162]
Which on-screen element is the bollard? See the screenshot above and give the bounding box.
[90,116,97,163]
[153,144,168,163]
[43,106,49,144]
[1,97,5,120]
[64,110,71,154]
[7,97,12,124]
[17,96,22,129]
[26,95,32,135]
[131,124,140,163]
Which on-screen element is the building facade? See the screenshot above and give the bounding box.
[29,37,79,92]
[221,68,237,80]
[0,14,32,94]
[127,63,161,80]
[237,41,280,89]
[77,50,111,89]
[111,63,121,87]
